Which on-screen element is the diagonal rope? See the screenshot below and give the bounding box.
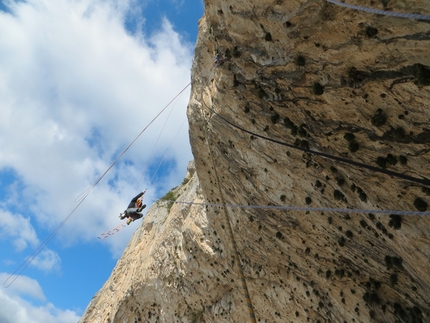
[203,104,430,187]
[169,200,430,216]
[98,118,187,241]
[3,189,94,288]
[3,82,192,288]
[198,75,257,323]
[326,0,430,20]
[193,53,429,320]
[135,95,182,190]
[147,117,187,187]
[75,82,192,204]
[98,220,128,240]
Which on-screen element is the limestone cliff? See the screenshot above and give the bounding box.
[79,0,430,322]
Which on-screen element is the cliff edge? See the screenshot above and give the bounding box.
[79,0,430,322]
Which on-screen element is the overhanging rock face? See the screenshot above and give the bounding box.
[80,1,430,322]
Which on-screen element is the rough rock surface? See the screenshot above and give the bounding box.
[79,0,430,322]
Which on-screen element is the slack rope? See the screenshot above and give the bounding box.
[98,119,188,241]
[8,0,427,287]
[75,82,192,204]
[98,220,128,240]
[198,79,257,323]
[135,95,183,190]
[148,117,187,187]
[203,104,430,187]
[3,81,192,288]
[326,0,430,21]
[3,193,92,288]
[169,200,430,216]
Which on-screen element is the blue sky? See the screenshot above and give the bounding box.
[0,0,203,322]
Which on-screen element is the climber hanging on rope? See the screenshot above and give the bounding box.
[214,53,224,66]
[119,190,147,225]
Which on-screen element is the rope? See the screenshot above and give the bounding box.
[193,55,429,320]
[136,95,182,190]
[325,0,430,21]
[98,221,128,240]
[98,111,187,241]
[75,82,191,204]
[3,191,91,288]
[3,82,192,288]
[169,200,430,216]
[199,71,257,323]
[203,105,430,187]
[147,117,187,187]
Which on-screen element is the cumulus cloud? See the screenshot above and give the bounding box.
[30,249,61,272]
[0,209,38,251]
[0,0,193,250]
[0,273,46,301]
[0,273,79,323]
[0,0,195,320]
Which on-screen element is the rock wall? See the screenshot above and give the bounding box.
[79,0,430,322]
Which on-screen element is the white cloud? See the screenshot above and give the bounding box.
[30,249,61,272]
[0,0,193,254]
[0,273,80,323]
[0,0,195,320]
[0,209,38,251]
[0,273,46,301]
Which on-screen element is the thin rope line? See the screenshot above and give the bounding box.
[75,82,192,204]
[136,95,182,190]
[98,221,128,240]
[3,191,92,288]
[203,103,430,187]
[170,200,430,216]
[3,82,192,288]
[198,70,257,323]
[148,117,187,186]
[326,0,430,21]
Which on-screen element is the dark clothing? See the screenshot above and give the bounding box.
[127,209,144,221]
[122,191,146,223]
[214,54,224,66]
[124,206,145,223]
[119,191,146,222]
[127,192,144,209]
